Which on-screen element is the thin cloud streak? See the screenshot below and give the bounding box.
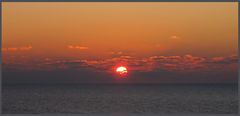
[68,45,89,50]
[2,45,32,52]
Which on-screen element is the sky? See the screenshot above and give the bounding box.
[2,2,238,84]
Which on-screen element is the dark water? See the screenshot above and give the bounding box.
[2,84,238,114]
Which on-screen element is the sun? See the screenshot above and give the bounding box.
[116,66,128,75]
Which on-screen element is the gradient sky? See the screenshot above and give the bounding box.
[2,2,238,84]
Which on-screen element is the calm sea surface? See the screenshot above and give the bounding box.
[2,84,238,114]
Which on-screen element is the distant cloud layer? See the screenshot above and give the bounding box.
[3,54,237,84]
[3,54,237,72]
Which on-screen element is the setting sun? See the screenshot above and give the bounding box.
[116,66,128,75]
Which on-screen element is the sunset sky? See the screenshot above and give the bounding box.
[2,2,238,84]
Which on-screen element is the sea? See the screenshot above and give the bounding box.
[2,84,238,114]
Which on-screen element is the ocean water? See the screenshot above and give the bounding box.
[2,84,238,114]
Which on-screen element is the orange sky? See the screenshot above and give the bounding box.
[2,2,238,84]
[2,2,238,60]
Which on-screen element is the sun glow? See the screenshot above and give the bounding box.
[116,66,128,75]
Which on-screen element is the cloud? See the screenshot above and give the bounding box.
[3,54,238,84]
[170,35,181,39]
[19,46,33,50]
[142,55,207,72]
[68,45,89,50]
[109,51,123,55]
[207,55,238,64]
[2,45,32,52]
[108,50,133,57]
[3,54,237,73]
[51,54,237,74]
